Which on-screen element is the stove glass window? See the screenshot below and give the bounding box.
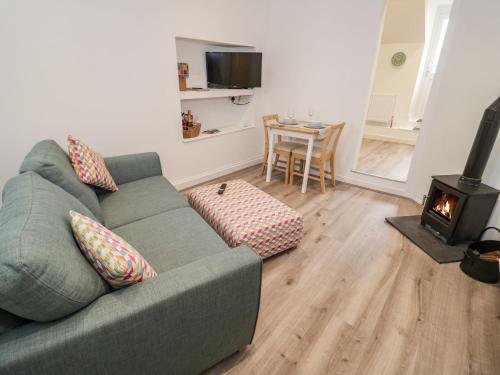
[430,188,459,221]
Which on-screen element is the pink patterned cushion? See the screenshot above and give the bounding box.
[68,136,118,192]
[188,179,304,258]
[70,211,157,289]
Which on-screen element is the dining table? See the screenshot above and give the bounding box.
[265,121,337,193]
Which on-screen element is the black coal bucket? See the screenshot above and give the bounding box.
[460,227,500,284]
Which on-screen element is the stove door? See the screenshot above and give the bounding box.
[421,180,468,242]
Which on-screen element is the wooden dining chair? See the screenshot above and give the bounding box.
[261,114,303,183]
[289,122,345,193]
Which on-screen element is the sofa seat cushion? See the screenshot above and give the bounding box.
[19,139,104,222]
[99,176,189,229]
[113,207,229,273]
[0,172,110,322]
[0,309,28,335]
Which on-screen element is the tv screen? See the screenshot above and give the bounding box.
[206,52,262,89]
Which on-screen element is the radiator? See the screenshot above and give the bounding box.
[366,94,396,125]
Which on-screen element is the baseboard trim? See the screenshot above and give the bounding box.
[336,173,411,198]
[363,133,417,145]
[171,156,420,202]
[172,156,262,190]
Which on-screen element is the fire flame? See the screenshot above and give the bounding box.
[432,192,457,220]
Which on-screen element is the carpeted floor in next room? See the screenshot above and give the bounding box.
[182,165,500,375]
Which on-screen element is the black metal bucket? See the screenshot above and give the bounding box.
[460,227,500,284]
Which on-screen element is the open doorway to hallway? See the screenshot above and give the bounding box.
[354,0,453,182]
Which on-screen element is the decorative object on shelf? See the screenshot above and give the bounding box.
[177,62,189,91]
[391,52,406,66]
[182,109,201,139]
[183,123,201,138]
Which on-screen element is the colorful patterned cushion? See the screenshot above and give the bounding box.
[70,210,157,289]
[68,136,118,192]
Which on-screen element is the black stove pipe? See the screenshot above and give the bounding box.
[459,95,500,187]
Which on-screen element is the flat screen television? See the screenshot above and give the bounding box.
[206,52,262,89]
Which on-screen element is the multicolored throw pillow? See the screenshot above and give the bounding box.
[70,210,157,289]
[67,135,118,192]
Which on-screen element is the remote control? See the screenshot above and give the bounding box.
[217,183,227,195]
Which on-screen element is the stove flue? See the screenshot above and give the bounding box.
[459,96,500,187]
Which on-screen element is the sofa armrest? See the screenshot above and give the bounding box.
[104,152,162,185]
[0,246,262,375]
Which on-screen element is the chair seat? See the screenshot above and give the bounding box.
[274,141,303,153]
[292,145,328,159]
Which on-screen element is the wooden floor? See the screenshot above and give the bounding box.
[356,139,415,181]
[190,166,500,375]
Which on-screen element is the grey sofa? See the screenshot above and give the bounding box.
[0,140,261,375]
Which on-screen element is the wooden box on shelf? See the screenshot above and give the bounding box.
[178,76,187,91]
[183,122,201,139]
[178,62,189,92]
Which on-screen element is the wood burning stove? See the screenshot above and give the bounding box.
[421,96,500,245]
[421,175,499,245]
[387,96,500,263]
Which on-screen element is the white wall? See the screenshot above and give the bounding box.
[0,0,402,195]
[371,43,424,127]
[0,0,266,189]
[2,0,498,228]
[382,0,425,44]
[407,0,500,230]
[261,0,386,181]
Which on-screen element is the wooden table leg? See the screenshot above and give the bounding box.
[265,130,275,183]
[301,137,314,193]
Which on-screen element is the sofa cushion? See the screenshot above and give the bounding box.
[19,139,104,222]
[68,136,118,192]
[70,210,157,289]
[0,172,110,322]
[99,176,189,229]
[0,309,28,335]
[113,207,229,273]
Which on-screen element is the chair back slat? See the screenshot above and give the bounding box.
[330,122,345,158]
[320,122,345,159]
[262,114,280,147]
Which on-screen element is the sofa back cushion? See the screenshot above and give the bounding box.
[0,172,110,322]
[19,139,103,222]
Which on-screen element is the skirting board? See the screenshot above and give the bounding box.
[172,156,262,190]
[337,173,410,198]
[172,156,412,200]
[363,133,417,145]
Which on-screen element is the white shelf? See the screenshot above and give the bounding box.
[182,124,255,143]
[180,89,253,101]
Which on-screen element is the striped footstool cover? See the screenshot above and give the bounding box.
[187,179,304,258]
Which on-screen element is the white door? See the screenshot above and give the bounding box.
[410,5,451,122]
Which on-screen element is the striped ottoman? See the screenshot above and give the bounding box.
[187,179,304,258]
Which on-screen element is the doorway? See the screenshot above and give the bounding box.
[354,0,453,182]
